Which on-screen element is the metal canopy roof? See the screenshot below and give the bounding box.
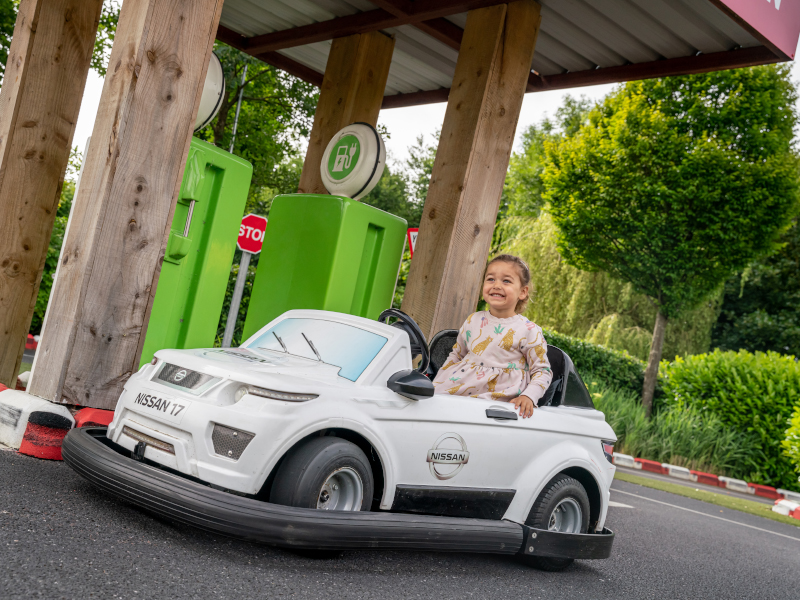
[215,0,799,109]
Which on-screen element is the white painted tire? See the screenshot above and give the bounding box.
[320,122,386,200]
[194,52,225,132]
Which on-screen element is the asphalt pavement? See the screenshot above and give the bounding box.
[1,449,798,600]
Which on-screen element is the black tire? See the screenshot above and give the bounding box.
[270,436,374,511]
[519,474,590,572]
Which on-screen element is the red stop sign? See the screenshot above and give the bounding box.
[237,213,268,254]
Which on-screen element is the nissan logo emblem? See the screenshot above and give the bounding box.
[426,432,470,480]
[173,369,187,382]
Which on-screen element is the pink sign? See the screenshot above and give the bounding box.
[716,0,800,58]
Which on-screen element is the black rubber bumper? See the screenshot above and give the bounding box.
[62,427,614,558]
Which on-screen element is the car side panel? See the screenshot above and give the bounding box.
[502,439,614,528]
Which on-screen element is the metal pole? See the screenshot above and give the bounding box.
[228,63,248,153]
[222,251,251,348]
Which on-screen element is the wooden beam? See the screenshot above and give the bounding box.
[379,46,780,110]
[526,45,780,92]
[382,88,451,109]
[401,0,541,338]
[298,31,395,195]
[0,0,104,387]
[29,0,224,409]
[370,0,464,50]
[246,0,506,54]
[217,24,325,86]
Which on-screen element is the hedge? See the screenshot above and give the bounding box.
[661,350,800,490]
[542,328,645,397]
[782,405,800,482]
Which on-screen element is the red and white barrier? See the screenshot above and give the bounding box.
[613,451,800,516]
[719,476,753,494]
[74,407,114,428]
[662,464,693,481]
[0,388,74,458]
[773,499,800,519]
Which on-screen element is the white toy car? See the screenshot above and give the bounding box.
[64,309,617,570]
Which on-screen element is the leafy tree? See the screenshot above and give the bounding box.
[712,218,800,356]
[501,96,591,219]
[544,65,800,415]
[499,212,722,362]
[0,0,15,83]
[195,43,317,202]
[0,0,119,82]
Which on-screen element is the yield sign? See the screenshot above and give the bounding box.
[407,228,418,258]
[238,213,268,254]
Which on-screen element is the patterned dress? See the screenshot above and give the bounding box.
[432,311,553,405]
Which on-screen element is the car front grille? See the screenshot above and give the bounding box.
[156,363,217,391]
[122,426,175,455]
[212,424,254,461]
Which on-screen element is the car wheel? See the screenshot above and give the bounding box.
[519,473,590,572]
[270,436,374,512]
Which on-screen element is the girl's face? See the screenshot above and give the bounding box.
[482,261,528,318]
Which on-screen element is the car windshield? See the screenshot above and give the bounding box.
[245,318,388,381]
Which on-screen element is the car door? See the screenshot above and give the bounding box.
[375,392,552,517]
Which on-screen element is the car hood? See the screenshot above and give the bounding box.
[153,347,353,390]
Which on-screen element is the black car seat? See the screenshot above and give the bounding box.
[538,345,566,407]
[427,329,458,379]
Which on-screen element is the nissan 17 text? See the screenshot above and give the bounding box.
[63,309,616,571]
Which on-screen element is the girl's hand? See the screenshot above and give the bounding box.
[511,395,535,418]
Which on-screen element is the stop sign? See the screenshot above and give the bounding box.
[237,213,268,254]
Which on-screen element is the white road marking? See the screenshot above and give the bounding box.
[608,500,634,508]
[613,488,800,542]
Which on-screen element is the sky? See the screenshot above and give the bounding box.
[70,37,800,170]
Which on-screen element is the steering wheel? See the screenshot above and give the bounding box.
[378,308,430,373]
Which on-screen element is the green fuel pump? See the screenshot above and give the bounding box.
[242,123,407,340]
[139,138,252,366]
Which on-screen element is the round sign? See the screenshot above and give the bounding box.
[237,213,268,254]
[194,52,225,132]
[320,122,385,200]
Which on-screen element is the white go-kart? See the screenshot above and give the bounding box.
[64,308,617,570]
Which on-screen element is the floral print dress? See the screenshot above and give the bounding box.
[432,311,553,405]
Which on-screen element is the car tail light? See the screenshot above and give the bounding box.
[236,385,318,402]
[601,440,615,464]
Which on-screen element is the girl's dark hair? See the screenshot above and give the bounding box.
[486,254,531,314]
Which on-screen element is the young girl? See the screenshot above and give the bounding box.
[432,254,552,418]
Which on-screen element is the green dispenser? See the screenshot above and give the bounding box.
[242,193,407,340]
[140,138,252,365]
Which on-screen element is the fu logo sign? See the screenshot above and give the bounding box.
[427,433,470,480]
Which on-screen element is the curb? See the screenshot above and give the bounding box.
[613,451,800,519]
[0,388,75,460]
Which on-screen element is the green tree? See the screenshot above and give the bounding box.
[0,0,15,83]
[500,212,721,362]
[712,218,800,355]
[544,65,800,415]
[195,43,318,202]
[501,96,590,220]
[0,0,120,82]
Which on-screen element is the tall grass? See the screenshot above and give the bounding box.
[587,375,762,479]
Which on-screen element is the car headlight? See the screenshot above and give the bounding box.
[235,385,318,402]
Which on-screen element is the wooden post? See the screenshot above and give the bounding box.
[298,31,395,194]
[0,0,104,387]
[28,0,224,409]
[401,1,541,338]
